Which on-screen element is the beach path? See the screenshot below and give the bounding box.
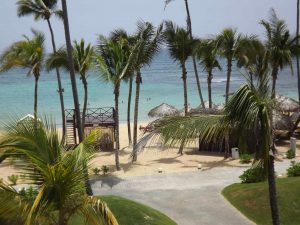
[92,160,291,225]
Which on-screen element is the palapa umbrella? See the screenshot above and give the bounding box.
[273,111,293,130]
[148,103,179,118]
[276,95,299,112]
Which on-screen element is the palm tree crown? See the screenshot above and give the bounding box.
[17,0,62,20]
[0,118,118,225]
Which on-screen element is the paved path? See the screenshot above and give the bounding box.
[91,160,291,225]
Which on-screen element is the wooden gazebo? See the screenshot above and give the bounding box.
[65,107,116,150]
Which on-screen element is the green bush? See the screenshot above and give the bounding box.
[287,161,300,177]
[101,165,109,176]
[286,149,295,159]
[7,174,19,185]
[239,153,252,164]
[19,186,38,201]
[92,167,101,175]
[239,167,266,183]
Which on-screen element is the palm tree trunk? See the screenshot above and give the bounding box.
[184,0,205,108]
[225,57,232,103]
[34,75,39,119]
[127,77,133,146]
[271,67,279,99]
[114,85,121,171]
[61,0,92,196]
[182,62,188,114]
[268,154,280,225]
[297,0,300,103]
[208,71,213,109]
[132,70,142,162]
[46,19,66,138]
[82,77,88,137]
[61,0,83,143]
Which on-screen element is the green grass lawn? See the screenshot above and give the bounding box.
[222,177,300,225]
[71,195,177,225]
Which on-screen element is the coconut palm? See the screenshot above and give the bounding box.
[216,28,243,103]
[109,29,136,146]
[163,21,197,114]
[0,30,45,119]
[95,36,137,170]
[17,0,66,136]
[0,118,118,225]
[134,71,280,225]
[261,9,300,99]
[165,0,205,107]
[236,37,268,85]
[46,39,95,135]
[60,0,83,142]
[195,39,221,108]
[132,21,163,161]
[297,0,300,103]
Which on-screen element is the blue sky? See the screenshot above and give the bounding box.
[0,0,296,51]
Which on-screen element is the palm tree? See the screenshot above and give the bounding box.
[132,21,163,161]
[216,28,242,103]
[109,29,136,146]
[46,39,95,135]
[297,0,300,103]
[0,118,118,225]
[195,39,221,108]
[260,9,300,99]
[17,0,66,136]
[95,36,137,170]
[134,72,280,225]
[163,21,197,114]
[236,37,268,85]
[165,0,205,107]
[60,0,83,142]
[0,30,45,119]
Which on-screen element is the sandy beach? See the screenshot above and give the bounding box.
[1,121,299,183]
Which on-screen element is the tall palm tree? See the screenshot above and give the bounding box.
[236,37,268,85]
[0,30,45,119]
[216,28,242,103]
[109,29,136,146]
[165,0,205,107]
[134,72,280,225]
[46,39,95,135]
[17,0,66,136]
[195,39,221,108]
[131,21,163,161]
[260,9,300,99]
[0,118,118,225]
[163,21,197,114]
[95,36,137,170]
[297,0,300,103]
[61,0,83,142]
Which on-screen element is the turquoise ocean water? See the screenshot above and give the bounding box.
[0,49,298,127]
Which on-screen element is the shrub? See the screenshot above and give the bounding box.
[287,161,300,177]
[101,165,109,176]
[239,153,252,164]
[286,149,295,159]
[19,186,38,201]
[239,167,266,183]
[92,167,101,175]
[7,174,19,185]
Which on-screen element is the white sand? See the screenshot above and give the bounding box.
[0,122,299,182]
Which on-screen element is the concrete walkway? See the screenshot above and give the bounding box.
[91,160,292,225]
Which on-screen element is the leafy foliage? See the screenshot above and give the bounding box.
[239,153,252,164]
[239,167,267,183]
[0,118,118,225]
[7,175,19,185]
[286,149,295,159]
[287,161,300,177]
